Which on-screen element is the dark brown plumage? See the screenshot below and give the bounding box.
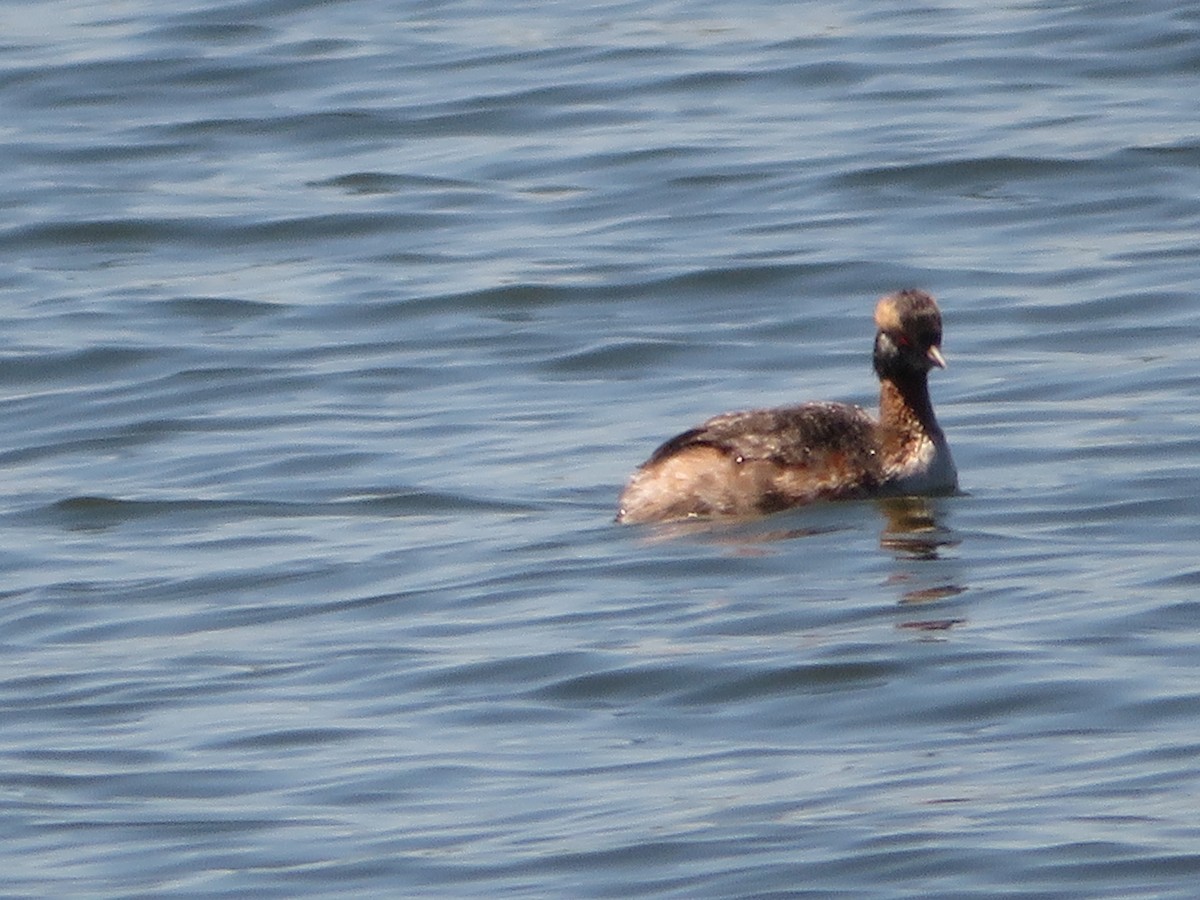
[616,289,956,524]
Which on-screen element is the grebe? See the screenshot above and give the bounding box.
[616,289,956,524]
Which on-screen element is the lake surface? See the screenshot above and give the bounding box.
[4,1,1200,896]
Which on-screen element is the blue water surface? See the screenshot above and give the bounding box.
[3,1,1200,897]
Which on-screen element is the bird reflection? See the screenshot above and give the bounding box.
[878,496,967,631]
[619,495,968,626]
[879,496,957,561]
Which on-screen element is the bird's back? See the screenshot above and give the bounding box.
[617,402,883,523]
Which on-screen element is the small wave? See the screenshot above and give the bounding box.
[38,491,536,530]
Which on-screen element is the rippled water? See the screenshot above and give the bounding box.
[4,1,1200,896]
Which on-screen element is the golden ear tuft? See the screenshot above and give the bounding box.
[874,295,903,333]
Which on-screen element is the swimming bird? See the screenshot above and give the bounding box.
[616,289,956,524]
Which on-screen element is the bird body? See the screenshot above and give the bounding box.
[616,290,956,524]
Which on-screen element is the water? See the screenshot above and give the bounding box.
[3,1,1200,896]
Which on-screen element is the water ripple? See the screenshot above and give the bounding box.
[4,1,1200,897]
